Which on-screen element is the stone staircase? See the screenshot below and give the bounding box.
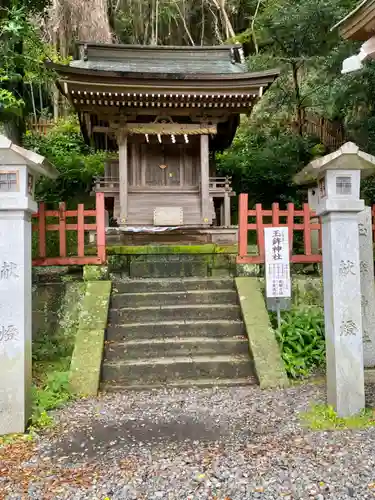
[101,278,257,390]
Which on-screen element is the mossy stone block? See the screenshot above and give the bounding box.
[235,277,288,389]
[236,263,261,277]
[83,265,109,281]
[69,280,111,396]
[69,329,105,396]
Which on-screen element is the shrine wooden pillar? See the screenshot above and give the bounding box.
[200,133,210,224]
[224,192,231,227]
[117,130,128,226]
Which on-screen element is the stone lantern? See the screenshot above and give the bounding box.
[0,135,58,435]
[295,142,375,417]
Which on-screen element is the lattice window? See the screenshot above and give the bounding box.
[0,172,18,192]
[336,176,352,195]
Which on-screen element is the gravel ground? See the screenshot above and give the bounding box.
[4,381,375,500]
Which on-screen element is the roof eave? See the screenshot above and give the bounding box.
[331,0,375,40]
[46,61,280,83]
[75,41,243,51]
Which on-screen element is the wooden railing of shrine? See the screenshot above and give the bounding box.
[238,193,323,265]
[32,192,106,266]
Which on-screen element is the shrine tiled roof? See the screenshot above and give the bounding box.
[68,43,247,76]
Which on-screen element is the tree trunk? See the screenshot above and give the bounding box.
[292,61,303,136]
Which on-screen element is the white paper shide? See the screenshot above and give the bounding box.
[265,227,291,298]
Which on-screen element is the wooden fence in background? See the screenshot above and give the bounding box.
[28,117,55,136]
[32,192,106,266]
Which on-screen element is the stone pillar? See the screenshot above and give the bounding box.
[118,132,128,226]
[0,211,33,434]
[358,207,375,367]
[322,212,365,416]
[0,135,57,435]
[200,134,210,225]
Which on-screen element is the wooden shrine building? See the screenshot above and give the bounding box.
[49,43,278,242]
[333,0,375,72]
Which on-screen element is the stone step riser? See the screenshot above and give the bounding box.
[106,321,246,341]
[105,339,250,361]
[113,279,235,294]
[101,378,256,391]
[102,358,255,384]
[110,291,237,308]
[108,306,242,324]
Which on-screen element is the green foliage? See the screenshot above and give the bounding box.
[0,88,24,116]
[24,117,114,203]
[31,302,77,430]
[273,306,325,378]
[256,0,353,60]
[30,371,72,429]
[301,404,375,430]
[216,124,317,207]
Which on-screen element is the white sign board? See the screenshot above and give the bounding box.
[265,227,291,298]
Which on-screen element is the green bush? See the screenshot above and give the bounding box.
[273,306,325,378]
[31,371,72,429]
[23,116,115,204]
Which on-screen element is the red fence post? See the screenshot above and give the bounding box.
[59,202,67,257]
[303,203,312,256]
[255,204,265,261]
[287,203,294,256]
[96,192,106,263]
[77,204,85,257]
[272,202,279,226]
[238,193,248,259]
[38,202,46,259]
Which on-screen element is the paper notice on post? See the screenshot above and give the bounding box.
[265,227,291,298]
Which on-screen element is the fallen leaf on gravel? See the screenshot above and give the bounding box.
[0,438,102,498]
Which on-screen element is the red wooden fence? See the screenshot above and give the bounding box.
[32,192,106,266]
[238,194,323,265]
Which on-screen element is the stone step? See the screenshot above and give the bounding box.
[106,320,246,341]
[105,337,250,361]
[110,289,237,308]
[101,377,256,392]
[101,355,255,385]
[112,278,235,294]
[129,257,209,278]
[108,304,242,324]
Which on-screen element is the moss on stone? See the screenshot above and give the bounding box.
[235,277,289,389]
[83,265,109,281]
[69,281,112,396]
[106,244,237,255]
[69,329,106,397]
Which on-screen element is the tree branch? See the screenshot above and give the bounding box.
[251,0,262,54]
[174,0,195,46]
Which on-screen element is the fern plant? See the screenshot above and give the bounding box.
[274,306,325,378]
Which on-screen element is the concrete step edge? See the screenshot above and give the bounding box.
[103,354,251,367]
[111,289,236,297]
[100,377,256,391]
[113,278,235,283]
[107,319,244,328]
[110,304,239,312]
[106,337,248,346]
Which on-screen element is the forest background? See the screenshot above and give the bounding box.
[0,0,372,210]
